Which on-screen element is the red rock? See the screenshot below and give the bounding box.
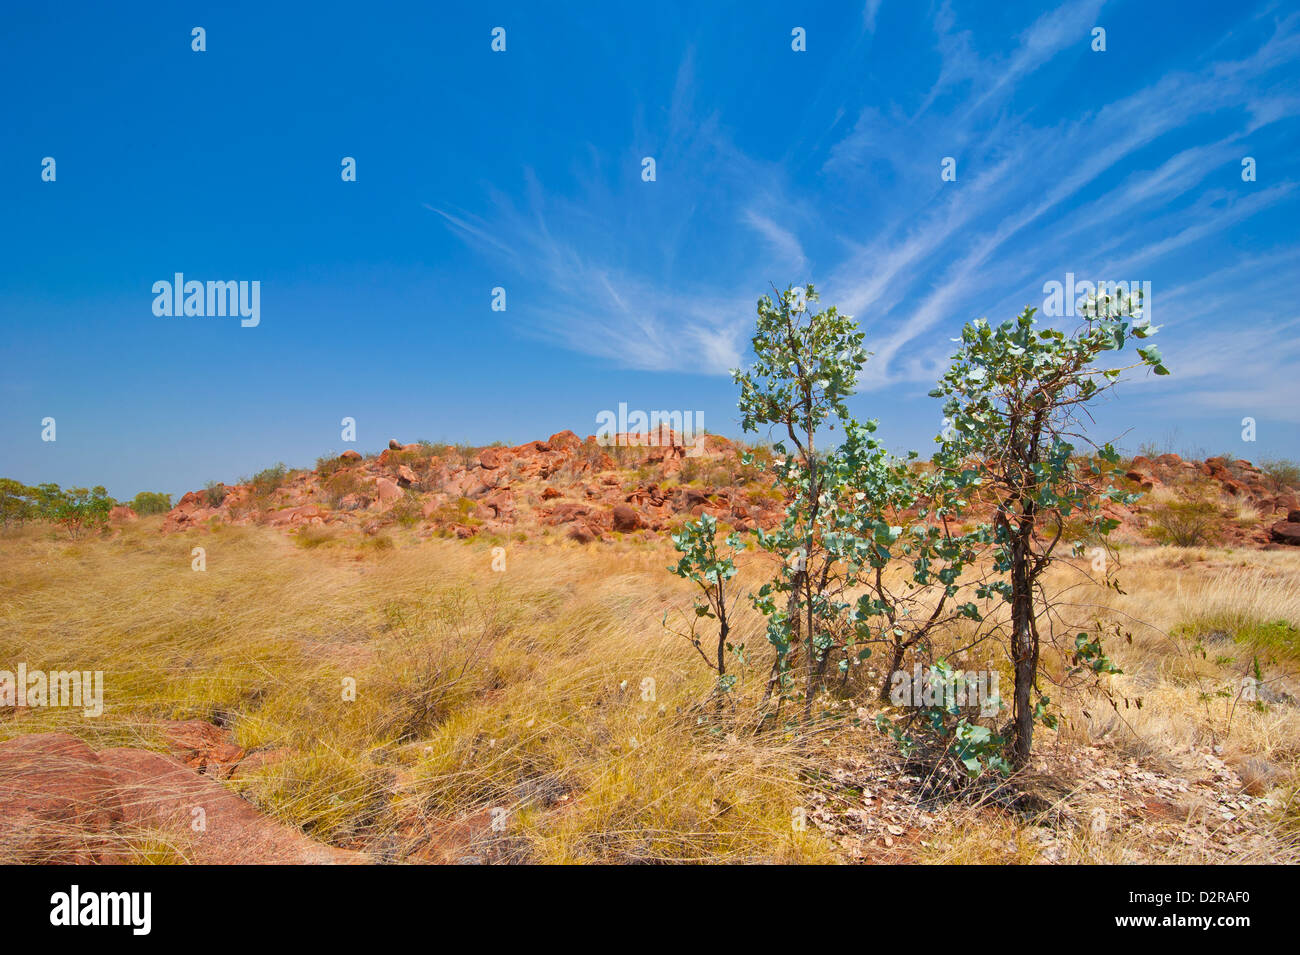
[0,733,125,863]
[541,487,562,500]
[396,464,419,487]
[373,477,404,511]
[160,720,246,778]
[108,505,138,523]
[612,503,643,531]
[543,501,592,525]
[547,430,583,451]
[482,490,516,522]
[273,485,309,507]
[688,434,734,456]
[1,731,366,864]
[477,447,509,469]
[95,747,363,863]
[1223,480,1250,498]
[567,522,597,543]
[266,504,328,527]
[340,450,362,462]
[674,487,710,511]
[1269,521,1300,546]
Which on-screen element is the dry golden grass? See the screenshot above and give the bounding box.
[0,519,835,863]
[2,518,1297,863]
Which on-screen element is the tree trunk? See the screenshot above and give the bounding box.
[880,641,906,703]
[802,414,817,722]
[1009,523,1036,769]
[803,573,817,721]
[716,579,728,677]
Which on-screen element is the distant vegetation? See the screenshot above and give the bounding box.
[0,480,175,536]
[0,480,114,537]
[129,491,172,515]
[1262,459,1300,490]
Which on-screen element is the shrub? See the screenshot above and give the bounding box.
[427,497,480,526]
[315,454,348,478]
[415,440,452,457]
[249,463,290,497]
[130,491,172,515]
[324,470,368,509]
[203,481,228,507]
[1148,496,1218,546]
[293,525,339,549]
[1261,458,1300,490]
[386,496,424,528]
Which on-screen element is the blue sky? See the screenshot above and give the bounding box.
[2,0,1298,499]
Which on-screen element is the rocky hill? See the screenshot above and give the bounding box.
[160,427,777,543]
[151,430,1300,550]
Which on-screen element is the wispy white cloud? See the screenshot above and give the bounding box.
[433,2,1300,421]
[742,209,808,275]
[863,0,883,34]
[818,9,1300,394]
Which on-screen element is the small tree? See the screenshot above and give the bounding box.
[665,514,743,699]
[930,291,1164,767]
[732,284,867,719]
[40,484,114,538]
[0,479,38,530]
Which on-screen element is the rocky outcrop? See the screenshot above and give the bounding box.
[156,433,1299,549]
[0,732,364,864]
